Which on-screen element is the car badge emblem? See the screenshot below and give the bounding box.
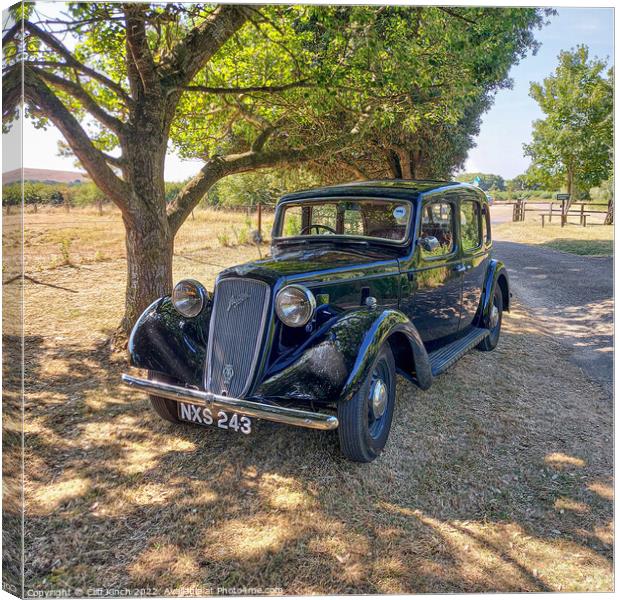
[227,292,250,312]
[222,364,234,385]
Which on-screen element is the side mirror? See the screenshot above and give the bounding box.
[418,236,440,252]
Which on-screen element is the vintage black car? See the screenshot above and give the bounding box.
[122,180,510,462]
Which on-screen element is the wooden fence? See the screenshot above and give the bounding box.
[506,199,609,227]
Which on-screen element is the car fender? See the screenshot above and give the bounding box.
[253,308,432,405]
[477,259,510,327]
[127,296,212,387]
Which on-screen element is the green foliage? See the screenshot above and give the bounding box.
[208,168,322,208]
[70,182,108,207]
[506,174,531,192]
[2,181,67,206]
[2,183,21,206]
[167,6,551,177]
[1,180,111,207]
[216,231,231,247]
[590,177,614,203]
[455,172,506,191]
[494,189,557,200]
[165,181,187,204]
[524,46,613,197]
[59,238,73,266]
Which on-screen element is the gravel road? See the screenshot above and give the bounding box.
[493,240,613,397]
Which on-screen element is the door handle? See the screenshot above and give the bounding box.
[453,264,466,273]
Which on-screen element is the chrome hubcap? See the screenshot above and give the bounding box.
[490,304,499,329]
[371,379,388,418]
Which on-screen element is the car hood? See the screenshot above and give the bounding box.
[219,245,399,287]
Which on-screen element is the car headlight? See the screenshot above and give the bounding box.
[172,279,207,318]
[275,284,316,327]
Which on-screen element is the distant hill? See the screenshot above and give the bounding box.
[2,168,90,185]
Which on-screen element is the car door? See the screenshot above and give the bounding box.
[459,194,491,329]
[401,196,462,343]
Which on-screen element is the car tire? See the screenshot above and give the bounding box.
[147,370,182,424]
[337,344,396,463]
[477,286,503,351]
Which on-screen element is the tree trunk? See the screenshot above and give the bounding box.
[120,214,173,335]
[566,168,574,211]
[396,147,413,179]
[385,150,402,179]
[118,130,171,336]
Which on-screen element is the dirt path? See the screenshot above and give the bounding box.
[493,241,613,397]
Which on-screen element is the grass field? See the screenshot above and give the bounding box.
[493,215,613,256]
[3,207,613,593]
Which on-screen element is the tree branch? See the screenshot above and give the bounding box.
[439,8,477,26]
[32,68,125,134]
[24,20,132,104]
[177,79,313,95]
[14,66,130,213]
[160,5,250,87]
[341,160,370,180]
[2,63,22,122]
[167,131,362,233]
[252,126,277,152]
[2,21,20,47]
[102,153,125,168]
[123,4,160,96]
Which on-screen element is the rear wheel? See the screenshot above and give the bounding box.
[337,344,396,462]
[148,370,182,423]
[477,286,503,351]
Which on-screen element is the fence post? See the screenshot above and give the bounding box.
[257,202,262,237]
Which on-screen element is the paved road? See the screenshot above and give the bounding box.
[490,203,514,225]
[493,241,613,396]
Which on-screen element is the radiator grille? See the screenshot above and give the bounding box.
[205,278,270,397]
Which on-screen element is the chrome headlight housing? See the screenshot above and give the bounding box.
[172,279,207,318]
[275,284,316,328]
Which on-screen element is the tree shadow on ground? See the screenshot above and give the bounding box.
[20,301,613,594]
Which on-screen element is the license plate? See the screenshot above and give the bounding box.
[177,402,252,434]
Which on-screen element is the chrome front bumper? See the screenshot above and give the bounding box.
[121,374,339,431]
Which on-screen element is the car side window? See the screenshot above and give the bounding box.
[460,199,482,251]
[420,201,454,258]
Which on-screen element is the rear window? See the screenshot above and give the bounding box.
[277,199,412,243]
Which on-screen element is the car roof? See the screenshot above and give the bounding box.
[279,179,486,203]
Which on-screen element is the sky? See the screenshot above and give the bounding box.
[461,7,614,179]
[10,5,615,182]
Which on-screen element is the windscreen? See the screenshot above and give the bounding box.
[277,199,412,243]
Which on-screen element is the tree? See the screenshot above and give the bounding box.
[3,4,550,334]
[455,172,506,191]
[524,46,613,204]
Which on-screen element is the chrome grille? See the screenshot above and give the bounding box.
[205,278,270,397]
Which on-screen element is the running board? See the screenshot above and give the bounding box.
[428,327,490,377]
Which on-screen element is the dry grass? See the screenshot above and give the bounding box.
[4,205,274,272]
[494,216,613,256]
[4,208,613,594]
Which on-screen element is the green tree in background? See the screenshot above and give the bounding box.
[3,4,549,333]
[524,46,613,204]
[455,172,506,191]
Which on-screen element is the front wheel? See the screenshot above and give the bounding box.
[477,286,503,351]
[148,370,182,423]
[337,344,396,462]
